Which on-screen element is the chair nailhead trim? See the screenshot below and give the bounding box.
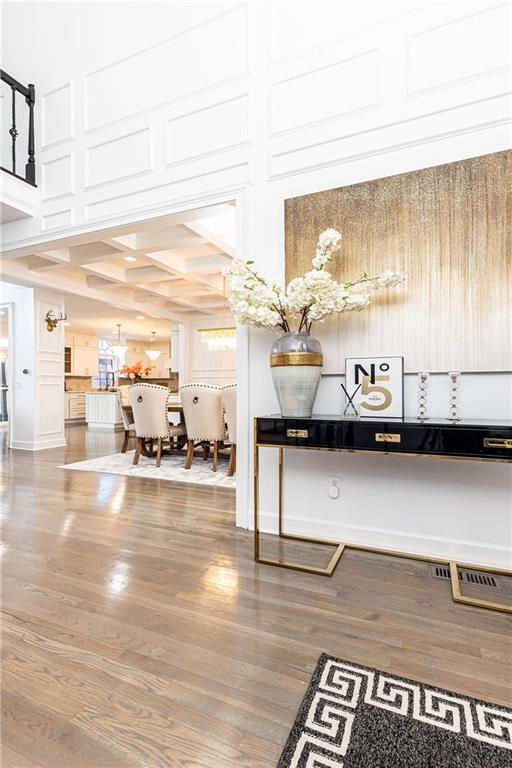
[128,383,187,440]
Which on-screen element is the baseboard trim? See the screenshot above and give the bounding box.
[255,512,510,571]
[10,438,67,451]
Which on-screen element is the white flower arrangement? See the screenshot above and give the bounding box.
[225,229,405,333]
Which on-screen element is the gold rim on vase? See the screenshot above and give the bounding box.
[270,352,323,367]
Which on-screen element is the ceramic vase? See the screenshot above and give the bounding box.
[270,332,322,417]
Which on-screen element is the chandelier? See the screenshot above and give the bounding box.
[199,327,236,352]
[111,324,128,361]
[145,330,161,361]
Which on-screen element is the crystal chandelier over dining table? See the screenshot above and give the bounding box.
[199,327,236,352]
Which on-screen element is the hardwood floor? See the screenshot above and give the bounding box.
[1,425,510,767]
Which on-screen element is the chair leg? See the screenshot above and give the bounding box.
[212,441,219,472]
[227,443,236,477]
[121,430,129,453]
[202,442,210,460]
[185,439,195,469]
[133,437,142,465]
[156,437,162,468]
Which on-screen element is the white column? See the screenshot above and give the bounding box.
[3,283,66,450]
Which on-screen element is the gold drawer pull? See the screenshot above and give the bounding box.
[484,438,512,449]
[287,429,308,438]
[375,433,401,443]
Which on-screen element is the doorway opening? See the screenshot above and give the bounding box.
[2,197,243,519]
[0,303,10,429]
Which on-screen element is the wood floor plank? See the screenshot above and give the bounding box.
[1,424,511,768]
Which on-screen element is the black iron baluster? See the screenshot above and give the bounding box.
[25,83,35,184]
[1,70,37,186]
[9,86,18,174]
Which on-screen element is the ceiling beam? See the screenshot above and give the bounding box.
[85,275,120,290]
[182,220,235,258]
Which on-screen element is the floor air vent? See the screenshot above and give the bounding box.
[430,564,500,589]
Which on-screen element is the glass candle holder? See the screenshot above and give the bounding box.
[343,400,359,419]
[448,371,461,421]
[417,372,429,420]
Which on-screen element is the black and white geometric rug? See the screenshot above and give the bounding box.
[278,654,512,767]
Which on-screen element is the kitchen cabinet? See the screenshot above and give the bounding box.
[64,333,99,376]
[85,392,123,430]
[73,333,97,348]
[65,392,86,421]
[73,345,98,376]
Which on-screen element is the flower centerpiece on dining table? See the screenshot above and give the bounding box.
[225,228,405,417]
[119,361,153,384]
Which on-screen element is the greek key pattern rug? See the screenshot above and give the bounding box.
[278,654,511,767]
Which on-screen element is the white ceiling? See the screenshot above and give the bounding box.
[0,202,236,335]
[61,293,172,340]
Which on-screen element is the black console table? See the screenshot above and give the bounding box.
[254,415,512,613]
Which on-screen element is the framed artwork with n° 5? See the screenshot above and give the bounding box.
[345,356,404,419]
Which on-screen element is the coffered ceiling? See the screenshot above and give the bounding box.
[0,202,236,326]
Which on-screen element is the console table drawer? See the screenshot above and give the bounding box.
[257,418,342,448]
[343,423,438,454]
[439,427,512,459]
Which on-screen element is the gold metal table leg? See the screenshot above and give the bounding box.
[253,440,345,577]
[449,561,512,614]
[253,424,511,607]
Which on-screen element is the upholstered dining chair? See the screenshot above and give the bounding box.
[117,385,136,453]
[180,384,226,471]
[128,383,187,467]
[222,384,237,476]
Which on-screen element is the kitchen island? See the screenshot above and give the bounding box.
[85,391,123,430]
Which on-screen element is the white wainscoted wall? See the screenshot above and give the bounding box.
[185,315,237,387]
[1,2,511,566]
[0,282,66,450]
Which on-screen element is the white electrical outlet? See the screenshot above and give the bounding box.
[328,476,341,499]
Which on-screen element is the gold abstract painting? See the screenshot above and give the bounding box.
[285,151,511,373]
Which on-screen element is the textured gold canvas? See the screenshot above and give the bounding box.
[285,151,511,373]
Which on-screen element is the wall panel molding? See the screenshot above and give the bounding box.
[269,97,512,179]
[84,5,248,132]
[41,208,73,232]
[37,358,62,376]
[41,153,74,201]
[270,49,381,136]
[41,83,73,149]
[37,381,64,436]
[85,127,153,189]
[406,3,512,97]
[84,162,249,223]
[166,95,249,167]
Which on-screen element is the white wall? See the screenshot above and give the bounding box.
[1,1,511,565]
[185,315,236,386]
[0,282,66,449]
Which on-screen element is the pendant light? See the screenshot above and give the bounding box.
[145,330,161,361]
[199,276,236,352]
[111,323,128,361]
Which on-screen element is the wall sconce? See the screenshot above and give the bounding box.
[45,310,67,332]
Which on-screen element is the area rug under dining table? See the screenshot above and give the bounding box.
[278,653,511,767]
[59,450,236,488]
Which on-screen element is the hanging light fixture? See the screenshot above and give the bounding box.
[145,330,162,361]
[111,323,128,361]
[199,326,236,352]
[198,276,237,352]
